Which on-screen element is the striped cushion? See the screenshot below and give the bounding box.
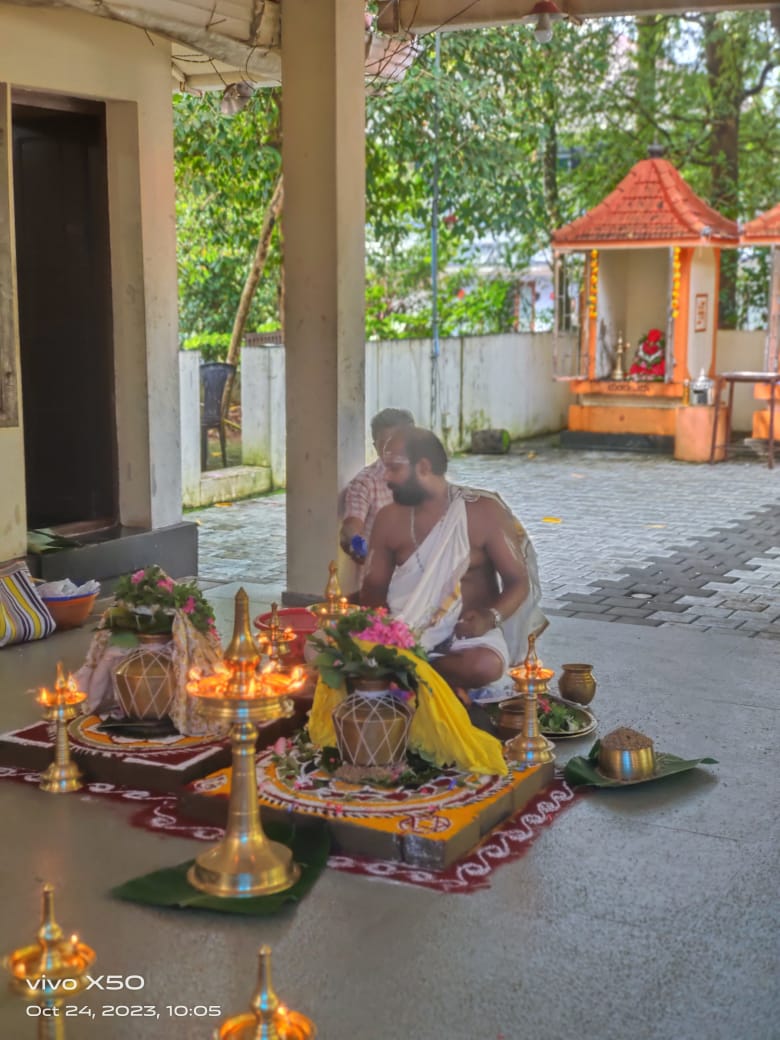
[0,565,56,646]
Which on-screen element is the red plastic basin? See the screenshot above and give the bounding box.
[254,607,319,664]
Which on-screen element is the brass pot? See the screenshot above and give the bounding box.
[496,697,525,740]
[113,633,175,720]
[558,663,596,705]
[598,743,656,782]
[332,682,412,767]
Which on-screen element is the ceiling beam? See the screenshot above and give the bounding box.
[3,0,281,80]
[378,0,780,34]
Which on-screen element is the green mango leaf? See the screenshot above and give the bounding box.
[108,631,140,649]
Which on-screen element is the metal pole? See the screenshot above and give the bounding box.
[430,31,441,432]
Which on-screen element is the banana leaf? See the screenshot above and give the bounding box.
[565,739,717,788]
[27,528,82,554]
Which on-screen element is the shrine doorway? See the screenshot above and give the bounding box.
[12,96,117,531]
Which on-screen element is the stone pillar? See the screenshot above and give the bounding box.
[241,344,287,488]
[179,350,201,508]
[268,345,287,488]
[282,0,366,600]
[241,346,271,468]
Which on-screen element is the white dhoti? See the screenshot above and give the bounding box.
[388,485,546,671]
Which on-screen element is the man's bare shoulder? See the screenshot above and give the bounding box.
[464,492,514,541]
[372,502,411,542]
[464,492,511,521]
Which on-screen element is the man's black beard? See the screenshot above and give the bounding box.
[390,475,426,506]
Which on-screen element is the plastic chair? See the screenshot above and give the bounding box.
[200,362,236,470]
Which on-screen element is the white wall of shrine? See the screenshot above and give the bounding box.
[0,6,181,562]
[687,247,719,380]
[624,249,669,353]
[595,252,629,377]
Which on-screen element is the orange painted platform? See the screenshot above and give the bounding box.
[571,380,684,399]
[568,403,677,437]
[180,741,555,870]
[752,409,777,440]
[675,406,726,462]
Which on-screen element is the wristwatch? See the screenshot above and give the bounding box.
[488,607,503,629]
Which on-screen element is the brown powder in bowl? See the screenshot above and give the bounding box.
[601,727,654,751]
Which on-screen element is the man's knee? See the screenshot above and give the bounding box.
[464,649,504,687]
[435,647,504,689]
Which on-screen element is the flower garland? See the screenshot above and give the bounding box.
[671,246,681,319]
[588,249,599,319]
[629,328,666,380]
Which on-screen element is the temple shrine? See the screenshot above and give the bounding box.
[552,156,739,460]
[741,202,780,441]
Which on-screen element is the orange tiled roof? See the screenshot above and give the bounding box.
[742,202,780,244]
[552,158,739,249]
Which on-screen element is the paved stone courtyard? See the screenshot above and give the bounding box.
[191,442,780,638]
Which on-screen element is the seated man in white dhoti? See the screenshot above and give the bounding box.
[360,428,546,699]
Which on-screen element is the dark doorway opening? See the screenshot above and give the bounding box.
[12,98,117,532]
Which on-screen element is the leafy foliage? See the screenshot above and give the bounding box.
[181,332,232,363]
[173,12,779,338]
[105,565,216,637]
[310,608,427,691]
[174,91,282,338]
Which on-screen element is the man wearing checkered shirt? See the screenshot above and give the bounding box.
[339,408,414,587]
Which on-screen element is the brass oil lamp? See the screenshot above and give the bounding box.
[505,635,555,767]
[216,946,316,1039]
[5,884,96,1039]
[187,588,305,898]
[308,561,355,628]
[255,602,294,671]
[37,664,87,793]
[610,331,627,381]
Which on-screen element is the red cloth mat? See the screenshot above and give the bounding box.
[0,764,580,893]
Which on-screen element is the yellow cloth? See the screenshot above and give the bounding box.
[308,643,507,776]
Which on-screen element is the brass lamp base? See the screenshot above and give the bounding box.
[506,635,556,767]
[186,589,305,900]
[505,730,555,767]
[188,837,300,899]
[39,760,83,794]
[39,694,85,795]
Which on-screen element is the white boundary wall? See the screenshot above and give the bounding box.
[237,333,571,480]
[182,329,766,497]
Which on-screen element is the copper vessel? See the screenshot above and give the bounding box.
[557,663,596,705]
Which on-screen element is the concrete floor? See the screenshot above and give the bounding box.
[0,601,777,1040]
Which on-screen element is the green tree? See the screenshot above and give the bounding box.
[174,12,779,340]
[174,89,282,340]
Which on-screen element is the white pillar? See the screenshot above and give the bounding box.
[282,0,366,599]
[241,346,271,467]
[179,350,201,507]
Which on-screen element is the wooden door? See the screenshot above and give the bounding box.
[12,101,116,529]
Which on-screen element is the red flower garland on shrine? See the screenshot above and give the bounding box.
[629,328,666,381]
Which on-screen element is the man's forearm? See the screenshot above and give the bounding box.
[493,575,529,622]
[339,517,365,553]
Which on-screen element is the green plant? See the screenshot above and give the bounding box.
[310,608,427,694]
[104,565,216,638]
[181,332,232,364]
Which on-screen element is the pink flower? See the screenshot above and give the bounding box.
[156,577,175,593]
[182,596,196,615]
[272,737,288,756]
[130,569,146,584]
